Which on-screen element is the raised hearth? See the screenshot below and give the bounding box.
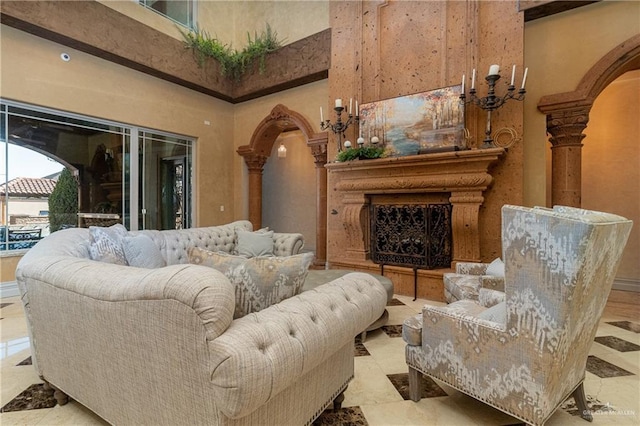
[326,148,504,300]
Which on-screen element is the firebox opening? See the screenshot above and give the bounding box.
[370,202,452,269]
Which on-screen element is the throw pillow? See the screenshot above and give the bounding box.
[122,234,165,269]
[235,229,275,257]
[188,248,314,318]
[485,257,505,277]
[89,224,128,265]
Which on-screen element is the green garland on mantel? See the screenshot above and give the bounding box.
[180,24,284,81]
[336,146,387,162]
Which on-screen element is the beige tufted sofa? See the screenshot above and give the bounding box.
[16,221,388,425]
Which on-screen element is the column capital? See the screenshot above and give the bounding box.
[546,107,590,148]
[243,154,268,172]
[308,134,329,167]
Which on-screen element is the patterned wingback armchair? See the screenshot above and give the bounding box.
[403,205,633,426]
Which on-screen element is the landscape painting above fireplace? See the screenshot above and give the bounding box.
[359,85,466,156]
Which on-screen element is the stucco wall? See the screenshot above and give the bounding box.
[523,0,640,207]
[263,130,317,252]
[99,0,330,50]
[582,71,640,287]
[1,24,235,228]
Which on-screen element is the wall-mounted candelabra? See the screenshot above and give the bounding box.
[320,98,359,152]
[460,64,528,148]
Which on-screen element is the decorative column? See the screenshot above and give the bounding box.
[545,108,589,207]
[309,137,328,267]
[243,154,268,230]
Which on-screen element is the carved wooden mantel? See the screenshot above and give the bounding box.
[325,148,505,267]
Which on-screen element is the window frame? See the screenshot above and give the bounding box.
[138,0,197,30]
[0,99,196,253]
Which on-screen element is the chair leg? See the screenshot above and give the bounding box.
[571,382,593,422]
[43,381,69,406]
[408,366,422,402]
[333,388,346,411]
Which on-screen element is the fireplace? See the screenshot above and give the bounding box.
[325,148,504,300]
[371,203,452,269]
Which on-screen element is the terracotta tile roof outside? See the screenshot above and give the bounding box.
[0,177,57,198]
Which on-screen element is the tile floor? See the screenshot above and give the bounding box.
[1,292,639,425]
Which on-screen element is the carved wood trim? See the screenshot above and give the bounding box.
[237,104,328,262]
[537,34,640,207]
[327,148,504,264]
[538,34,640,115]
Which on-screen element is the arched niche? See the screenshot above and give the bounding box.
[538,34,640,207]
[237,104,329,266]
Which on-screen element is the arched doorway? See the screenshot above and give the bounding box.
[237,104,329,266]
[537,34,640,207]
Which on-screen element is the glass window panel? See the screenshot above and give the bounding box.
[1,101,194,252]
[140,0,194,29]
[140,132,192,230]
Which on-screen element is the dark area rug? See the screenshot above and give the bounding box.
[314,406,368,425]
[17,356,32,366]
[354,335,370,357]
[387,372,447,400]
[586,355,634,378]
[1,383,56,412]
[561,394,617,417]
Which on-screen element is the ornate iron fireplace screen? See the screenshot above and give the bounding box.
[370,204,452,269]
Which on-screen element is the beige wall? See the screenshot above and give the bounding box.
[1,24,236,228]
[224,0,329,47]
[523,0,640,207]
[0,255,21,283]
[582,71,639,287]
[263,131,317,251]
[99,0,330,49]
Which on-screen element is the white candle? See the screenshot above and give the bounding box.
[461,74,465,93]
[471,69,476,90]
[355,100,359,116]
[510,65,516,86]
[488,64,500,76]
[320,107,324,123]
[335,98,342,108]
[521,67,528,89]
[349,98,353,115]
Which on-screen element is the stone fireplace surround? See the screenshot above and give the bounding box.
[326,147,504,301]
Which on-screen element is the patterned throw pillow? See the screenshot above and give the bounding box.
[122,234,165,269]
[188,248,314,318]
[89,224,129,265]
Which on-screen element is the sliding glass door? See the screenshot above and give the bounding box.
[0,100,194,251]
[139,132,192,230]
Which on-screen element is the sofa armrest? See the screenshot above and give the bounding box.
[207,272,387,419]
[17,256,236,342]
[272,232,304,256]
